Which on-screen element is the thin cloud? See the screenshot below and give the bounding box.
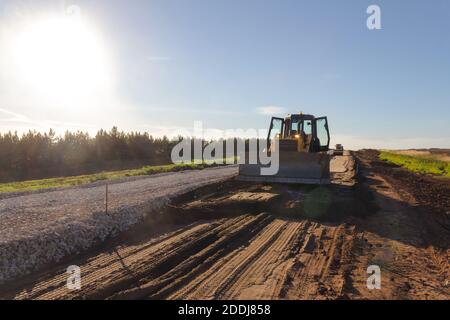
[256,106,287,115]
[142,105,243,116]
[0,108,99,134]
[0,108,41,126]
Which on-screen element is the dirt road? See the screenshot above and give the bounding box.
[1,152,448,300]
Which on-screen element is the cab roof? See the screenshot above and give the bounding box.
[286,114,316,121]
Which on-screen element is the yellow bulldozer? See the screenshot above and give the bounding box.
[237,113,331,184]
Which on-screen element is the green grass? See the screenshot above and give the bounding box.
[0,161,226,193]
[379,151,450,177]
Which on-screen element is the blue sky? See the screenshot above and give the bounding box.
[0,0,449,149]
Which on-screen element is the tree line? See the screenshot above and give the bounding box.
[0,127,261,182]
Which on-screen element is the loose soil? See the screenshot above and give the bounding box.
[1,153,448,300]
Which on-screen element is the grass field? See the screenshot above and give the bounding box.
[0,161,223,193]
[379,150,450,177]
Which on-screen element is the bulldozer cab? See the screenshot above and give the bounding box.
[268,114,330,153]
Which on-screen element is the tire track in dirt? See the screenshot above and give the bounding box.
[113,213,275,299]
[6,212,358,300]
[168,219,299,299]
[276,223,358,299]
[219,220,306,300]
[163,220,357,300]
[7,215,256,299]
[9,221,218,299]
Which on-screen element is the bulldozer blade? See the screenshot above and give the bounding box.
[236,152,331,185]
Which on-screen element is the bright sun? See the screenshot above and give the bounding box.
[8,13,112,104]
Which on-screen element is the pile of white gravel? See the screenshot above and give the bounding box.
[0,166,238,284]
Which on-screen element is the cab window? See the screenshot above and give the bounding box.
[300,120,312,135]
[290,121,299,135]
[315,118,329,148]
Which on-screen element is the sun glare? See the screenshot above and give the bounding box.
[7,13,112,105]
